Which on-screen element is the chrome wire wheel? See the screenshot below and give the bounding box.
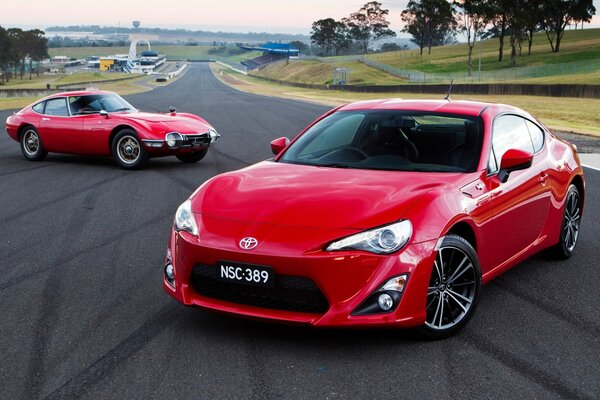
[23,129,40,156]
[563,189,581,252]
[116,135,141,164]
[425,244,477,332]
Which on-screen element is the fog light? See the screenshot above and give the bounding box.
[164,263,175,287]
[378,293,393,311]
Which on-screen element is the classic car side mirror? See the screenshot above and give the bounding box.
[169,106,177,114]
[99,110,109,119]
[498,148,533,183]
[270,137,290,156]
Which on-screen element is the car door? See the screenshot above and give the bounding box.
[487,114,552,268]
[38,97,82,154]
[68,95,112,155]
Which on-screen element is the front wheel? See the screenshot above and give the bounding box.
[550,184,582,259]
[112,129,148,170]
[417,234,481,340]
[20,126,47,161]
[176,148,208,163]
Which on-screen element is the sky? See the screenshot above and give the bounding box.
[1,0,599,35]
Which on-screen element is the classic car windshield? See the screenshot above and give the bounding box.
[280,110,483,173]
[68,94,136,115]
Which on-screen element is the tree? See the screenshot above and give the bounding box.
[520,0,544,56]
[484,0,511,62]
[0,26,11,83]
[289,40,309,55]
[6,28,24,79]
[455,0,488,76]
[540,0,596,53]
[311,18,349,56]
[401,0,456,56]
[22,29,48,79]
[344,1,395,54]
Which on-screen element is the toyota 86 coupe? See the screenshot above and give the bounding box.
[163,99,584,339]
[5,90,220,169]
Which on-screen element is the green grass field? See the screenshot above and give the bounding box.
[252,28,600,85]
[0,72,136,89]
[365,28,600,73]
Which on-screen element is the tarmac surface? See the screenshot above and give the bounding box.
[1,63,599,399]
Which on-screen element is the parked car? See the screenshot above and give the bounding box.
[5,90,220,169]
[163,99,584,339]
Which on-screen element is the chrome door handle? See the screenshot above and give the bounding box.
[41,117,50,121]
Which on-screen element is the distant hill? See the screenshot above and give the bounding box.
[45,25,309,44]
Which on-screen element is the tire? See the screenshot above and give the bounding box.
[550,184,582,259]
[417,234,482,340]
[176,148,208,163]
[111,129,148,170]
[20,126,47,161]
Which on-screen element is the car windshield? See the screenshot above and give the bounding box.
[279,110,483,173]
[68,94,136,115]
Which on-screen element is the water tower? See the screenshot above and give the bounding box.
[132,20,141,29]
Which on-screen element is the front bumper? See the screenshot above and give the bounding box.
[142,132,216,155]
[163,225,437,328]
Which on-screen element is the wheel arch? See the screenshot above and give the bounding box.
[17,123,36,140]
[445,220,478,252]
[109,125,137,154]
[570,174,585,210]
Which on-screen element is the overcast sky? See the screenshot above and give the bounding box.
[1,0,599,34]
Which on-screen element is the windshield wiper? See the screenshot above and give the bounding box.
[114,107,131,112]
[318,162,354,169]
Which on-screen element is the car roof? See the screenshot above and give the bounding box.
[46,90,116,98]
[338,98,523,117]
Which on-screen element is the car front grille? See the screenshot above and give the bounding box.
[190,264,330,314]
[182,133,210,147]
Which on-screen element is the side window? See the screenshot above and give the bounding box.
[32,102,45,113]
[489,115,534,173]
[525,120,544,153]
[44,98,69,117]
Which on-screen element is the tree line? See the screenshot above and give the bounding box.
[310,0,596,75]
[0,26,48,82]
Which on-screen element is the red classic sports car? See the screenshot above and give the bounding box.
[5,90,219,169]
[163,99,584,339]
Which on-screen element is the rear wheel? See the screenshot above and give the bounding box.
[112,129,148,170]
[176,149,208,163]
[551,184,582,259]
[417,234,481,340]
[20,126,47,161]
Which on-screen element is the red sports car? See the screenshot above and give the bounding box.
[163,99,584,339]
[5,90,219,169]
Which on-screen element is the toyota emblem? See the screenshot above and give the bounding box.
[239,237,258,250]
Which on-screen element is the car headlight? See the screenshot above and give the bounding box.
[208,128,220,144]
[326,220,412,254]
[174,200,198,236]
[165,132,183,149]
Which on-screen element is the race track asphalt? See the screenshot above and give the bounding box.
[1,63,599,400]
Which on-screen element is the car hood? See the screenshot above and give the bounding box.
[191,161,459,230]
[123,112,210,133]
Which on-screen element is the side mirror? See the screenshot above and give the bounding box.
[99,110,109,119]
[270,137,290,156]
[498,148,533,183]
[169,106,176,114]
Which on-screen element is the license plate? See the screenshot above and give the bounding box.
[217,261,274,288]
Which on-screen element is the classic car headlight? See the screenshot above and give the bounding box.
[326,220,412,254]
[165,132,183,149]
[174,200,198,236]
[208,128,220,144]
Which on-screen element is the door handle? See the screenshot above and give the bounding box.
[41,117,50,121]
[539,173,548,184]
